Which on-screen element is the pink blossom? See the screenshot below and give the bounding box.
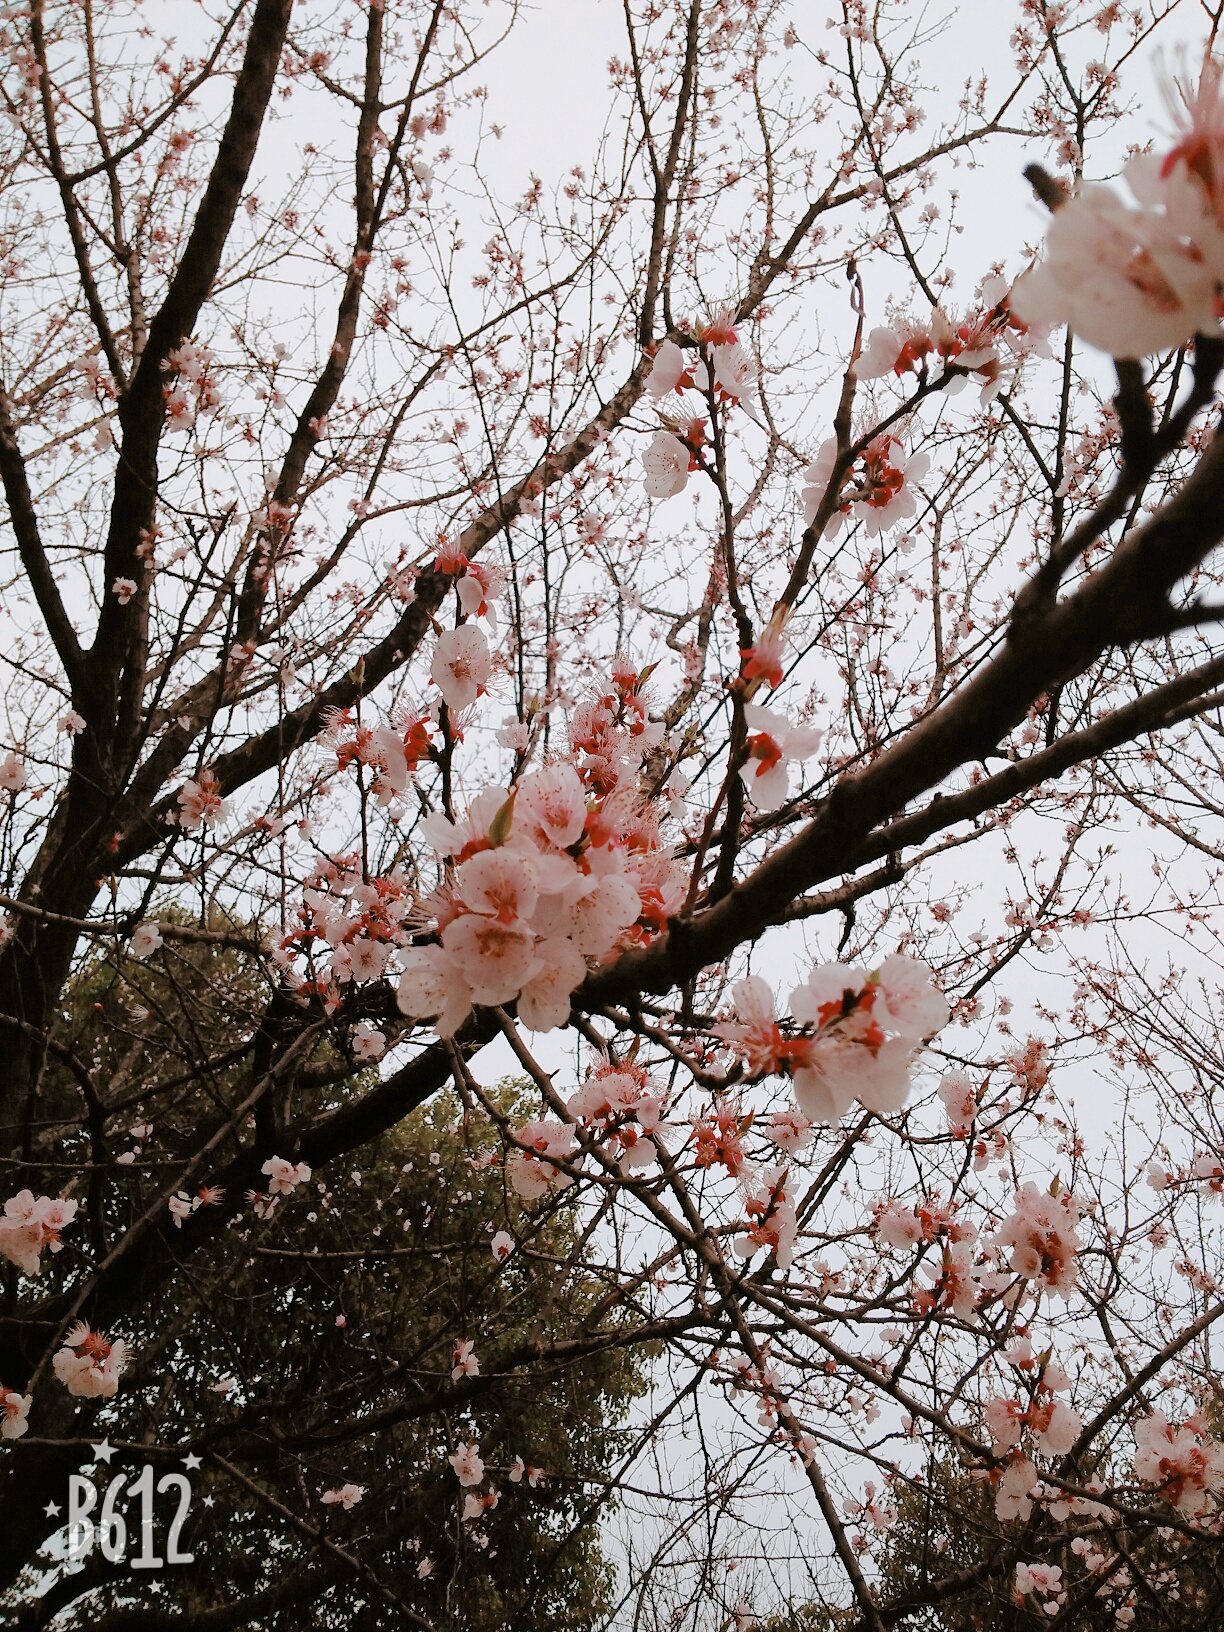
[800,437,845,530]
[856,325,909,377]
[1031,1397,1082,1457]
[916,1240,979,1321]
[516,762,587,850]
[739,621,787,689]
[0,1190,78,1277]
[0,754,27,793]
[738,703,823,811]
[507,1120,577,1201]
[1015,1563,1064,1601]
[764,1108,814,1154]
[692,1107,749,1177]
[1011,174,1221,358]
[497,716,530,751]
[714,976,791,1075]
[262,1156,312,1195]
[321,1483,365,1509]
[509,1455,544,1486]
[455,559,508,623]
[112,577,138,604]
[442,913,539,1006]
[984,1397,1026,1452]
[646,339,695,396]
[490,1230,514,1261]
[0,1386,31,1440]
[463,1489,499,1521]
[516,935,586,1031]
[532,869,641,957]
[875,954,950,1042]
[130,921,163,959]
[59,710,86,736]
[1134,1411,1224,1514]
[1191,1152,1224,1188]
[937,1070,977,1131]
[642,430,692,499]
[875,1201,924,1252]
[855,434,930,536]
[53,1322,128,1398]
[448,1440,485,1486]
[844,1481,896,1532]
[994,1455,1039,1522]
[396,943,473,1038]
[431,624,493,711]
[455,846,539,924]
[802,432,929,536]
[569,1061,650,1124]
[734,1167,798,1268]
[709,340,756,404]
[168,1192,196,1228]
[451,1339,480,1381]
[790,966,908,1120]
[351,1021,385,1061]
[995,1182,1082,1297]
[176,769,226,832]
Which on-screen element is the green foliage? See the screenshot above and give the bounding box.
[14,939,650,1631]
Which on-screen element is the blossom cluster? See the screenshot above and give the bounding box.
[714,954,950,1124]
[52,1321,127,1399]
[802,431,929,539]
[1013,61,1224,357]
[0,1190,77,1277]
[162,338,221,431]
[282,854,414,993]
[995,1181,1082,1298]
[856,280,1043,403]
[640,308,756,501]
[1133,1410,1224,1515]
[398,664,685,1037]
[984,1367,1082,1461]
[324,707,435,809]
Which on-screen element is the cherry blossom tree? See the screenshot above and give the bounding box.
[3,0,1224,1627]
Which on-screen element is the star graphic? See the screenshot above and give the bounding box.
[183,1452,202,1470]
[203,1495,215,1508]
[92,1439,117,1464]
[44,1501,61,1518]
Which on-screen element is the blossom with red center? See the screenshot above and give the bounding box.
[1134,1410,1224,1514]
[738,703,822,812]
[176,768,227,833]
[739,620,786,689]
[506,1120,577,1201]
[692,1108,750,1177]
[994,1182,1082,1297]
[642,430,691,499]
[262,1156,312,1195]
[0,1190,79,1277]
[696,304,739,346]
[0,1386,31,1439]
[645,338,696,396]
[53,1321,128,1398]
[431,623,493,712]
[448,1441,484,1487]
[1158,57,1224,220]
[734,1168,797,1268]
